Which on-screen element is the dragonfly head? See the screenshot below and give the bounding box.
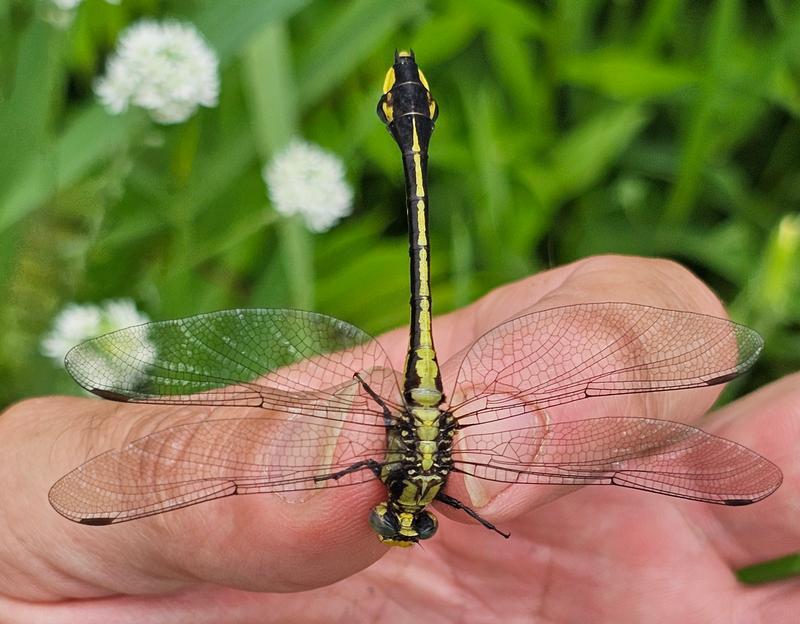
[369,502,438,547]
[376,50,438,130]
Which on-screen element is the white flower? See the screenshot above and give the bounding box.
[42,299,149,367]
[51,0,120,6]
[51,0,82,9]
[95,19,219,124]
[46,0,120,28]
[263,139,354,233]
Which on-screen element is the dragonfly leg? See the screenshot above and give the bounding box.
[315,459,383,483]
[354,372,396,427]
[436,492,510,539]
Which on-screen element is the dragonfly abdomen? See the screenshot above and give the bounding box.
[377,51,444,410]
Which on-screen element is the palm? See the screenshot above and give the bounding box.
[277,490,746,622]
[423,490,749,621]
[242,451,795,622]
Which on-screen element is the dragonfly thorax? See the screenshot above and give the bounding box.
[373,407,456,546]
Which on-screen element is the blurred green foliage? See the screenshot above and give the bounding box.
[1,0,799,411]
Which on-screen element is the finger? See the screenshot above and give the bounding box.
[438,254,727,359]
[695,372,800,568]
[432,255,745,518]
[0,396,386,601]
[444,254,730,423]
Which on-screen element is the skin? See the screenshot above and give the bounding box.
[1,255,798,623]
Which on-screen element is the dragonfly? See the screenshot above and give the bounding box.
[50,51,782,547]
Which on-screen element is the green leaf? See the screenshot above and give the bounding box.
[0,17,64,234]
[738,553,800,584]
[464,0,543,37]
[461,84,512,273]
[194,0,311,65]
[563,48,699,99]
[296,0,425,105]
[410,4,478,64]
[547,105,650,203]
[663,0,741,224]
[242,23,298,156]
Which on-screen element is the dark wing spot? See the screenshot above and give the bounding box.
[705,372,740,385]
[79,517,115,525]
[723,498,753,507]
[91,389,132,402]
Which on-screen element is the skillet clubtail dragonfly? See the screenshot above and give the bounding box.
[49,51,782,547]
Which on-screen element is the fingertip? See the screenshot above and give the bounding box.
[545,255,727,317]
[435,254,729,366]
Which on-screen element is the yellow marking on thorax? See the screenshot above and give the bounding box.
[398,477,441,508]
[417,68,430,90]
[383,66,396,93]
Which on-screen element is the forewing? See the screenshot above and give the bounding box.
[49,416,387,524]
[65,309,402,427]
[453,417,782,504]
[446,303,762,426]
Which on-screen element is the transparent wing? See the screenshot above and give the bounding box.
[65,309,402,427]
[453,417,782,504]
[446,303,762,426]
[49,416,388,524]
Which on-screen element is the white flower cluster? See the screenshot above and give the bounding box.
[50,0,120,9]
[46,0,120,28]
[41,299,149,366]
[50,0,121,6]
[95,20,219,124]
[50,0,82,9]
[263,139,354,233]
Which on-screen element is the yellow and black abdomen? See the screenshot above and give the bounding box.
[377,51,442,408]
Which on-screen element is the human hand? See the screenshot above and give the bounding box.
[1,256,797,623]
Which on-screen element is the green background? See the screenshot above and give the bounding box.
[0,0,798,581]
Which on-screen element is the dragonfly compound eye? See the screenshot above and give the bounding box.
[369,503,400,538]
[414,511,438,540]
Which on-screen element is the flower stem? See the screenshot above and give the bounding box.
[243,22,314,309]
[281,215,314,310]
